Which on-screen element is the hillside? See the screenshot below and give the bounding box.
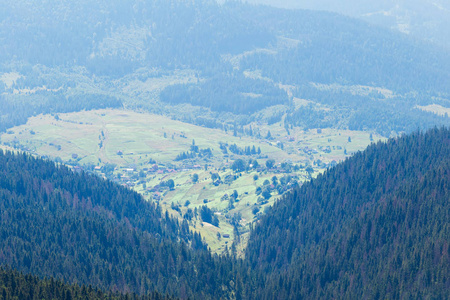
[1,0,449,136]
[247,0,450,50]
[246,127,450,298]
[0,267,171,300]
[0,149,247,298]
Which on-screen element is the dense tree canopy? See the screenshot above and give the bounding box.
[0,149,247,299]
[246,127,450,298]
[0,267,172,300]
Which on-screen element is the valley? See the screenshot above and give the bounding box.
[1,0,449,298]
[0,108,381,254]
[0,126,447,298]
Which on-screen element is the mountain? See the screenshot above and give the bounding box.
[246,0,450,51]
[1,2,449,297]
[1,0,449,136]
[246,127,450,298]
[0,149,247,299]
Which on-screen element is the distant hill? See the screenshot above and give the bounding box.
[246,127,450,298]
[246,0,450,50]
[1,0,449,136]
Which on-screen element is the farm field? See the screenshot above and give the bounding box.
[0,109,384,254]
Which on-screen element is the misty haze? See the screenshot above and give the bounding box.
[0,1,448,299]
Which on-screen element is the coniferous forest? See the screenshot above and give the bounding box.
[0,267,171,300]
[1,1,449,299]
[0,149,248,299]
[246,127,450,298]
[1,127,449,299]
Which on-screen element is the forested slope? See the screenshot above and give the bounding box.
[1,0,449,135]
[0,267,171,300]
[0,150,248,299]
[246,127,450,298]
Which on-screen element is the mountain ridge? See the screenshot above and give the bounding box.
[246,127,450,298]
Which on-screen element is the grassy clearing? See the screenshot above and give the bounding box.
[0,72,22,88]
[0,108,385,254]
[415,104,450,117]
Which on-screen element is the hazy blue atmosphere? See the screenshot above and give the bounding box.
[247,0,450,49]
[0,1,449,299]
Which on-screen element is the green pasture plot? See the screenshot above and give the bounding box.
[195,218,234,254]
[118,69,199,103]
[1,115,102,164]
[176,172,277,252]
[415,104,450,117]
[303,129,384,157]
[0,72,22,88]
[155,169,271,253]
